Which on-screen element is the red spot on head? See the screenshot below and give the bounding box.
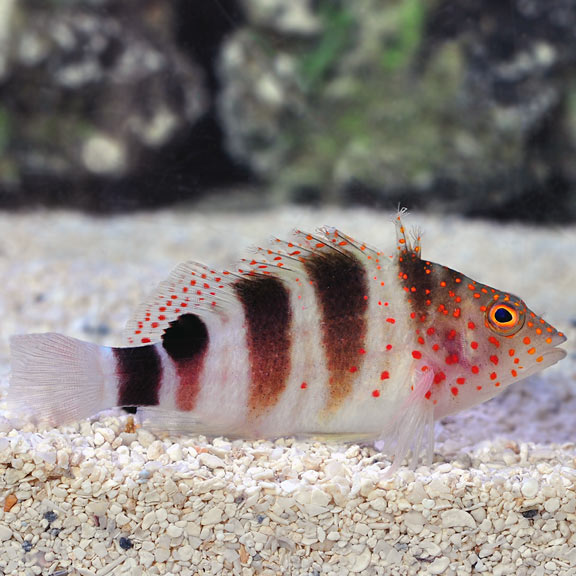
[380,371,390,380]
[490,372,497,380]
[349,366,358,373]
[412,350,422,359]
[470,341,479,350]
[300,382,307,389]
[488,336,500,348]
[456,377,466,385]
[386,318,396,324]
[372,389,380,398]
[386,344,393,351]
[451,387,458,396]
[447,329,457,340]
[434,371,446,384]
[427,327,435,335]
[489,355,499,365]
[425,390,432,400]
[471,365,480,374]
[141,338,151,344]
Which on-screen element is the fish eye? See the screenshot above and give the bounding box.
[486,302,525,335]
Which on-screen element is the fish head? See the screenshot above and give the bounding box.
[400,259,567,418]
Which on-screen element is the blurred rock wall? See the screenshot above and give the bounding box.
[0,0,575,219]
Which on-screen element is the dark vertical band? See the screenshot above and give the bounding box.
[161,313,210,411]
[304,250,368,410]
[397,254,434,320]
[233,275,292,413]
[114,345,161,407]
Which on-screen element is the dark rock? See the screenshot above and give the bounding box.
[0,0,208,204]
[216,0,576,220]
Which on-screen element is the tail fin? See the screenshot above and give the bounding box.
[8,333,114,425]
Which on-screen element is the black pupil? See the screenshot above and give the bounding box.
[494,307,513,323]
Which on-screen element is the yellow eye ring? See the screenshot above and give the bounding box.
[486,302,525,335]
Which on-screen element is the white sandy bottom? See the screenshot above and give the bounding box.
[0,207,574,576]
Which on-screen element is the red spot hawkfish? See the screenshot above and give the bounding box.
[7,209,567,469]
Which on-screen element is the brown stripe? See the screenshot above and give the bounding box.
[161,313,209,411]
[397,253,434,321]
[303,250,368,410]
[233,275,292,413]
[114,345,161,407]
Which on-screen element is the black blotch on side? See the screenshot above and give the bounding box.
[114,345,161,407]
[161,313,209,361]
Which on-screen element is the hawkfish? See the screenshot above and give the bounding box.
[8,210,567,468]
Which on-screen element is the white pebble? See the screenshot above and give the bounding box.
[404,511,425,533]
[0,525,13,541]
[428,556,450,574]
[116,512,131,527]
[199,453,225,469]
[177,545,194,561]
[310,488,331,507]
[349,547,371,573]
[544,497,560,513]
[167,524,183,538]
[167,444,183,462]
[441,509,477,529]
[139,550,155,568]
[201,507,223,526]
[142,510,156,530]
[146,441,165,460]
[521,478,539,498]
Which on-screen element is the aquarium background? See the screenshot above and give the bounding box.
[0,0,574,221]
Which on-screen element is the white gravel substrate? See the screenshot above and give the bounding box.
[0,207,574,576]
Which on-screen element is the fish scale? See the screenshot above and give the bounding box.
[7,209,567,469]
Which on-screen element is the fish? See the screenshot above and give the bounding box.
[7,209,567,468]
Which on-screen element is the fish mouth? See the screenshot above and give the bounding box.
[539,346,567,367]
[550,332,568,347]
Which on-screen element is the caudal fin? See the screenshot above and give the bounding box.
[8,333,114,425]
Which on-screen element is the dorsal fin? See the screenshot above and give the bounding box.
[394,207,422,259]
[123,226,392,346]
[123,262,239,346]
